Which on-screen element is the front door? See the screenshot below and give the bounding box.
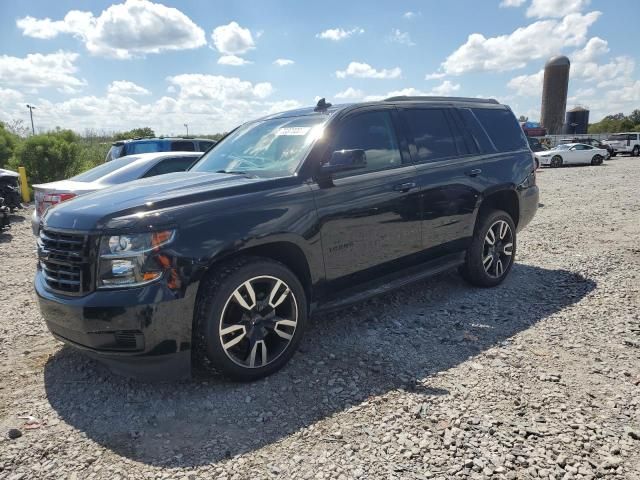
[309,109,421,287]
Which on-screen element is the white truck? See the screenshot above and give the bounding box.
[604,132,640,157]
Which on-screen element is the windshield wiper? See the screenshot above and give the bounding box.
[216,169,247,174]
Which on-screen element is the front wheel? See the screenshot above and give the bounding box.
[591,154,603,166]
[461,210,516,287]
[194,257,307,381]
[550,155,563,168]
[632,146,640,157]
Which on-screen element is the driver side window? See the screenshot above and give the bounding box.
[332,111,402,175]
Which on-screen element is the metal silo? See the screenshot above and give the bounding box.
[564,106,590,135]
[540,55,570,135]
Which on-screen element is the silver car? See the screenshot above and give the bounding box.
[32,151,201,234]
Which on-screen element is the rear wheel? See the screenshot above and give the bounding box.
[461,210,516,287]
[591,154,603,166]
[550,155,563,168]
[194,257,307,381]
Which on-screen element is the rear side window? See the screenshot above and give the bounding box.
[404,108,457,162]
[171,141,196,152]
[198,141,215,151]
[143,156,198,177]
[471,108,528,152]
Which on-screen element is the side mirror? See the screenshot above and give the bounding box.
[321,149,367,174]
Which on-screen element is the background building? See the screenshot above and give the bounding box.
[540,56,570,135]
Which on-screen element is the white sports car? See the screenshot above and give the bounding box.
[536,143,607,168]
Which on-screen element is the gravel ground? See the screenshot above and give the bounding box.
[1,157,639,480]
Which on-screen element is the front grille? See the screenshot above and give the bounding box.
[38,229,92,296]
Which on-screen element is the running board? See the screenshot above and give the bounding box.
[315,252,465,313]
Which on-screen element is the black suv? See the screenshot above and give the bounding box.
[105,137,216,162]
[36,97,538,381]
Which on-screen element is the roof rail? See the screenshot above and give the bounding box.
[384,96,499,104]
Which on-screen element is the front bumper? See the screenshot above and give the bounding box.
[35,272,197,380]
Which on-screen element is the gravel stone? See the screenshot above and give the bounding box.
[1,157,640,478]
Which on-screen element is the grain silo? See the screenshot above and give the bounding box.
[563,106,590,135]
[540,55,570,135]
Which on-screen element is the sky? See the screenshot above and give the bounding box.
[0,0,638,136]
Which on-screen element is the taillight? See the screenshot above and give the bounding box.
[37,192,76,217]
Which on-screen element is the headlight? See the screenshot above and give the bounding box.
[97,229,177,288]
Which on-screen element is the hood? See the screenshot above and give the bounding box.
[43,171,268,231]
[0,168,19,178]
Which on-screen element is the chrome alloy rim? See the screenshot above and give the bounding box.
[219,275,298,368]
[482,220,514,278]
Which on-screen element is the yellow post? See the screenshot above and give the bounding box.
[18,167,30,203]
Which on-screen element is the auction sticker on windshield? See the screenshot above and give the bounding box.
[275,127,311,136]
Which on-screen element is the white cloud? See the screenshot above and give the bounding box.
[107,80,151,96]
[334,87,364,100]
[441,11,601,75]
[316,27,364,41]
[273,58,294,67]
[403,11,421,20]
[425,72,447,80]
[16,0,206,59]
[336,62,402,79]
[167,74,273,101]
[211,21,255,55]
[0,75,297,135]
[0,51,86,92]
[363,81,462,101]
[217,55,252,66]
[500,0,527,7]
[388,29,415,46]
[429,80,461,96]
[527,0,590,18]
[507,70,543,96]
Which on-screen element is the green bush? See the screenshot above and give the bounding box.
[0,122,18,169]
[8,130,83,185]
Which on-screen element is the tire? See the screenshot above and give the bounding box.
[534,157,540,170]
[460,209,516,288]
[611,152,617,157]
[550,155,563,168]
[633,146,640,157]
[193,256,307,381]
[591,154,603,166]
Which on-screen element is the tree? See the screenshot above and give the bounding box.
[4,119,30,138]
[113,127,155,141]
[8,130,82,184]
[627,109,640,126]
[0,122,19,169]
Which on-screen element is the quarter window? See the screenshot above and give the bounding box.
[404,108,458,162]
[471,108,528,152]
[332,111,402,173]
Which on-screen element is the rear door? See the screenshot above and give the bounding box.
[310,107,421,286]
[399,106,482,257]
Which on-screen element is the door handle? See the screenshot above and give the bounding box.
[465,168,482,177]
[393,182,416,192]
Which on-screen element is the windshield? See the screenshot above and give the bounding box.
[128,141,164,154]
[554,144,571,150]
[71,156,135,183]
[191,116,327,177]
[607,134,628,141]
